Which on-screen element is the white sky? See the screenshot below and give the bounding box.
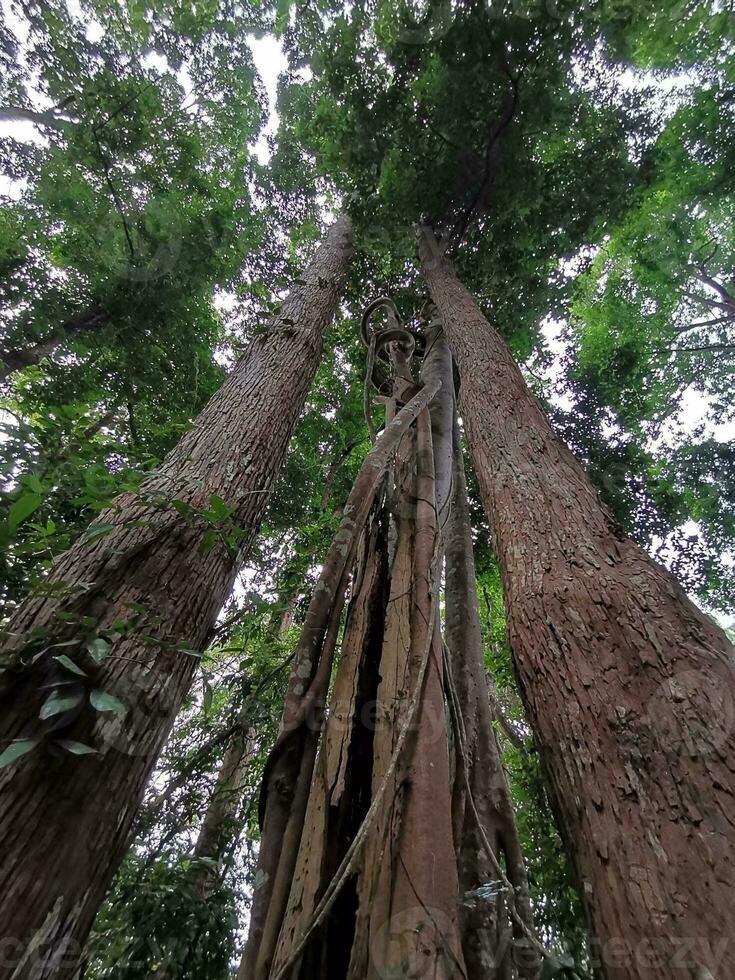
[249,36,288,163]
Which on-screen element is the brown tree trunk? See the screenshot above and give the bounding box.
[0,215,352,980]
[191,719,256,898]
[147,721,256,980]
[239,378,440,980]
[445,416,537,980]
[419,225,735,980]
[0,306,111,380]
[244,321,469,980]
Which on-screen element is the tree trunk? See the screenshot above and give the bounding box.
[239,378,440,980]
[419,225,735,980]
[445,416,536,980]
[191,719,256,898]
[0,215,352,980]
[243,320,471,980]
[0,306,111,381]
[147,721,256,980]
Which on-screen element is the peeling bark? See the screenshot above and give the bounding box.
[0,215,353,980]
[419,225,735,980]
[244,322,474,980]
[240,378,441,980]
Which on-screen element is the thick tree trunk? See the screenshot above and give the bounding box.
[0,215,352,980]
[244,322,470,980]
[0,306,111,380]
[419,225,735,980]
[239,378,440,980]
[445,417,536,980]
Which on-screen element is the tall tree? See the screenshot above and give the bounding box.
[419,225,735,980]
[240,309,545,980]
[274,0,733,616]
[0,0,269,386]
[0,215,352,980]
[445,416,536,980]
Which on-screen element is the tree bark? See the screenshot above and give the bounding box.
[445,417,536,980]
[419,225,735,980]
[0,306,111,381]
[191,719,256,897]
[247,323,468,980]
[239,378,440,980]
[0,215,352,980]
[147,720,256,980]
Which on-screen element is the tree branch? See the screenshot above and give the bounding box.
[667,342,735,354]
[680,288,735,313]
[675,315,735,333]
[695,268,735,305]
[92,129,136,261]
[447,52,520,252]
[0,105,75,131]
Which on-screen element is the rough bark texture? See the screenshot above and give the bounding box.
[245,324,470,980]
[240,378,441,980]
[419,225,735,980]
[349,408,463,980]
[269,506,390,979]
[343,327,463,980]
[445,418,536,980]
[0,306,111,381]
[0,215,353,980]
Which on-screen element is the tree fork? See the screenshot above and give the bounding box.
[0,215,353,980]
[418,224,735,980]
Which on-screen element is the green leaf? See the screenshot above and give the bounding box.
[208,494,231,519]
[9,493,43,530]
[40,690,83,720]
[57,739,98,756]
[175,643,202,658]
[23,473,43,494]
[199,528,217,556]
[86,637,110,663]
[0,738,39,769]
[55,654,87,676]
[80,523,116,544]
[90,690,126,716]
[171,498,193,518]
